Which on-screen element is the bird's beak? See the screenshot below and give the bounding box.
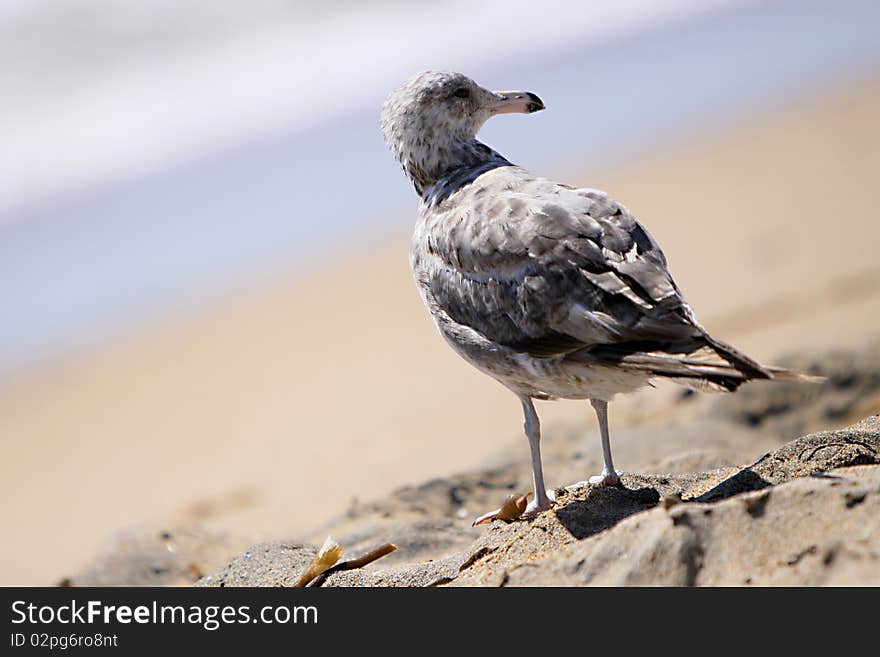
[486,90,545,114]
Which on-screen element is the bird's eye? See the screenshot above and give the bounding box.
[452,88,470,99]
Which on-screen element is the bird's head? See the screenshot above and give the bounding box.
[381,71,544,195]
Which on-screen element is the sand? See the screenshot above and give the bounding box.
[2,79,879,585]
[69,357,880,586]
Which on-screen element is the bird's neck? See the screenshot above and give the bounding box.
[400,137,510,203]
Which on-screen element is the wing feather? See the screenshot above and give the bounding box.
[415,167,772,389]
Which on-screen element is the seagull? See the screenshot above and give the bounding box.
[381,71,814,521]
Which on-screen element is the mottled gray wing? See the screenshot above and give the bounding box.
[421,169,703,356]
[418,168,794,389]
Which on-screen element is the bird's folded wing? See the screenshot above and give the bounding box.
[421,168,704,355]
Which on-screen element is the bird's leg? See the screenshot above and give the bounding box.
[472,396,555,525]
[520,396,556,516]
[567,399,622,490]
[589,399,622,485]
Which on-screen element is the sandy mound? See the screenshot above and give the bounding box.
[191,416,878,587]
[63,343,880,587]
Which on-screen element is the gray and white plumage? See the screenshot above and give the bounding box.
[381,71,812,518]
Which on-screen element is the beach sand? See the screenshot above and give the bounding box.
[1,79,878,585]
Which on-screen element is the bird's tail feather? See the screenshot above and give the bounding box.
[587,333,825,392]
[702,334,826,385]
[763,365,826,384]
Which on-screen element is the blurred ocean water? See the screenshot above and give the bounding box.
[0,0,878,380]
[2,0,729,217]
